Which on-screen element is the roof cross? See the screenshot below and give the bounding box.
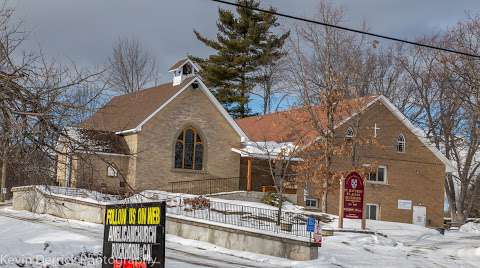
[374,123,380,138]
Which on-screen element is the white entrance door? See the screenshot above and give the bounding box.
[413,206,427,226]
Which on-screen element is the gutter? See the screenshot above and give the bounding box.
[115,127,141,135]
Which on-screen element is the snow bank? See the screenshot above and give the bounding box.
[35,185,122,205]
[4,205,480,267]
[457,247,480,259]
[460,221,480,234]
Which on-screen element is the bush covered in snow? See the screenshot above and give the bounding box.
[460,221,480,233]
[261,192,286,207]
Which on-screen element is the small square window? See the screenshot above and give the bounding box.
[367,166,387,183]
[305,198,318,208]
[107,166,118,177]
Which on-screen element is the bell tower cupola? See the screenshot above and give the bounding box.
[168,58,199,86]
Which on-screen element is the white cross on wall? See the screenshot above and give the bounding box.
[374,123,380,138]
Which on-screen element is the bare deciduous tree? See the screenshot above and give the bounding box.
[253,51,289,115]
[0,4,109,201]
[284,1,369,212]
[106,36,159,94]
[398,19,479,223]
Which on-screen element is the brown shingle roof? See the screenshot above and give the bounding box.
[235,96,378,142]
[75,129,131,154]
[80,77,195,132]
[168,58,189,71]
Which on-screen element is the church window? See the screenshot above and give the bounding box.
[366,204,379,220]
[368,165,387,183]
[175,127,204,170]
[305,198,318,208]
[397,134,406,152]
[107,165,118,177]
[345,127,355,140]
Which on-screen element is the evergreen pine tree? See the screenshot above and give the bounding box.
[192,0,289,118]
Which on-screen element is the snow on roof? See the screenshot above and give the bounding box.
[235,96,455,172]
[231,141,302,161]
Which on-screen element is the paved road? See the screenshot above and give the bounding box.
[0,209,280,268]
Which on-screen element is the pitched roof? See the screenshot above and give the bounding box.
[375,95,455,172]
[80,77,195,132]
[75,129,131,155]
[235,95,454,172]
[168,58,189,71]
[236,96,378,142]
[61,128,130,155]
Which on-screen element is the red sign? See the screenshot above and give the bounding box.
[343,172,364,219]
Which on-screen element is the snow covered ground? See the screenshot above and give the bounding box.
[1,205,479,268]
[0,206,278,268]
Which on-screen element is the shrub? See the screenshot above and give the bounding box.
[261,192,287,207]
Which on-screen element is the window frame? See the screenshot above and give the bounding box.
[345,127,355,140]
[174,127,204,171]
[366,203,379,220]
[367,165,387,184]
[396,134,406,153]
[305,198,318,208]
[182,63,193,75]
[107,165,118,177]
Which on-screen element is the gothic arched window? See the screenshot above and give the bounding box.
[175,127,203,170]
[396,134,406,153]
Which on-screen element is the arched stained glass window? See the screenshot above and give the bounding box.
[174,127,203,170]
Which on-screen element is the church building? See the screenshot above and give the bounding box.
[56,58,453,227]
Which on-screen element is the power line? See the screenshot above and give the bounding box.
[211,0,480,59]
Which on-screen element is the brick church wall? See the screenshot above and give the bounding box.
[133,84,242,191]
[76,153,130,194]
[298,101,446,227]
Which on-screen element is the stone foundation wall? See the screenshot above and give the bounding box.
[209,191,297,204]
[11,186,318,261]
[167,215,318,260]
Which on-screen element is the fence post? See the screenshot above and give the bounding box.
[240,206,244,227]
[224,203,227,223]
[179,197,183,216]
[275,210,279,233]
